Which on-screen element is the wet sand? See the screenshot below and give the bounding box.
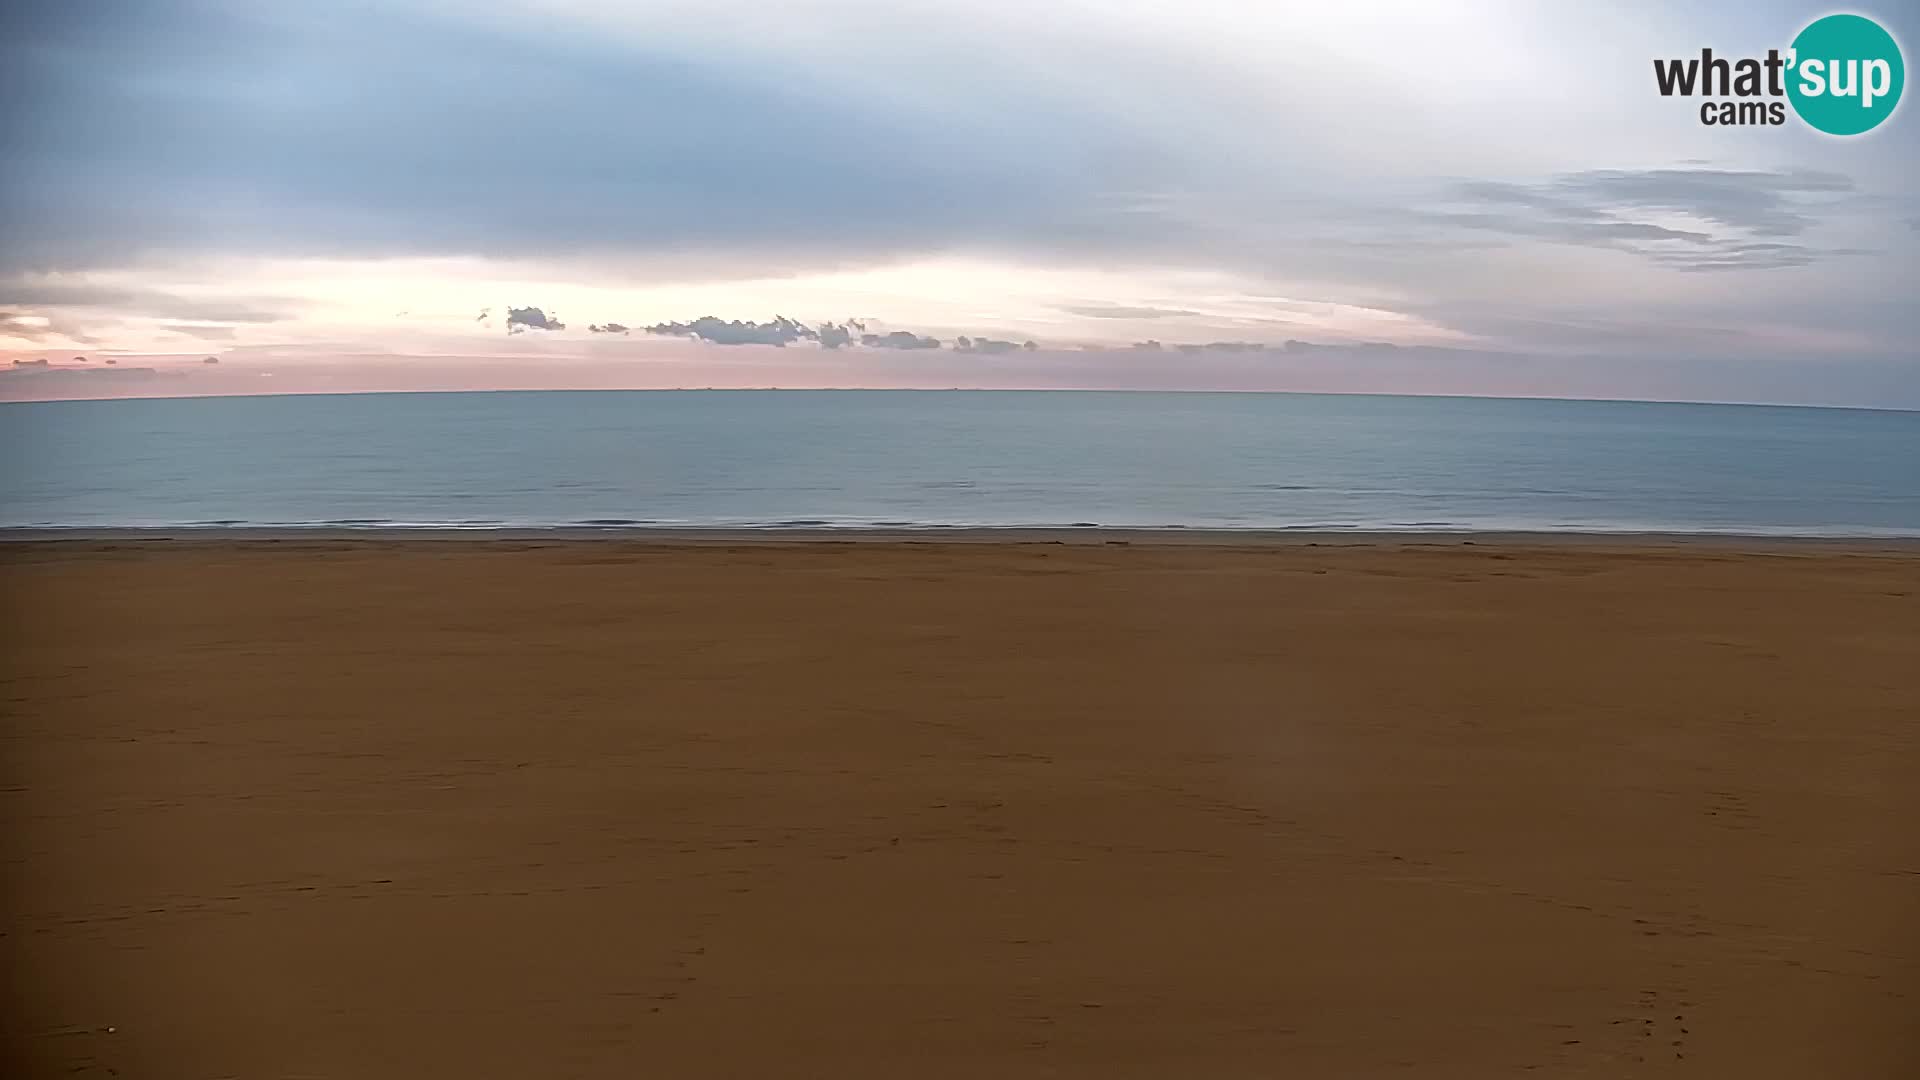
[3,537,1917,1077]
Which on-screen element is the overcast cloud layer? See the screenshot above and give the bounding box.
[1,0,1915,405]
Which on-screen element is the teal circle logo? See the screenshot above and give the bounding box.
[1787,14,1904,135]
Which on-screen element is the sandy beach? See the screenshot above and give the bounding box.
[3,536,1916,1078]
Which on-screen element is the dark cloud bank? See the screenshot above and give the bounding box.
[0,0,1177,277]
[8,2,1889,286]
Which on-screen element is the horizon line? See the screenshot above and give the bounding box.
[2,384,1917,416]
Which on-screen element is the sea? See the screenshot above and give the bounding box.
[2,390,1917,536]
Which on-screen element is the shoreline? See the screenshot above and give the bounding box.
[6,525,1920,552]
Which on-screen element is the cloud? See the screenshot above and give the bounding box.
[1167,340,1332,354]
[621,316,1432,358]
[954,336,1036,354]
[1431,168,1870,272]
[172,324,237,341]
[861,330,941,350]
[1059,303,1196,319]
[641,315,961,350]
[0,280,299,323]
[1559,168,1850,237]
[0,363,183,398]
[1101,338,1412,358]
[505,305,564,334]
[645,315,815,346]
[588,322,630,334]
[0,0,1212,278]
[1118,340,1307,355]
[1176,341,1264,354]
[0,311,57,341]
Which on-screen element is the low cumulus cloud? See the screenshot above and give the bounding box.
[588,322,630,334]
[954,336,1036,354]
[644,315,815,346]
[505,306,565,334]
[816,322,856,349]
[618,315,1426,357]
[862,330,942,350]
[641,315,954,351]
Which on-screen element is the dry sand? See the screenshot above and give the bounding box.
[3,537,1917,1078]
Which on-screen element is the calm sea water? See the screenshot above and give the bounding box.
[2,390,1917,535]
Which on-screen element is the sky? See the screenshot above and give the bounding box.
[1,0,1915,406]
